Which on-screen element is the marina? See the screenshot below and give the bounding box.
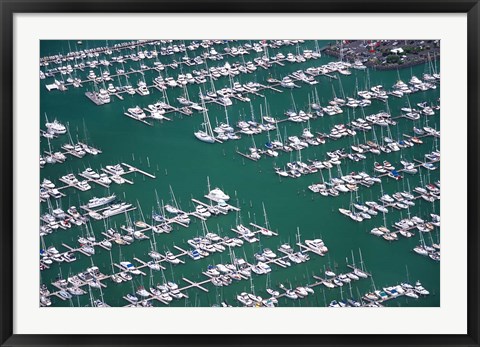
[40,39,440,308]
[40,162,155,203]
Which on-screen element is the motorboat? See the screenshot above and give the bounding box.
[165,251,180,264]
[305,239,328,253]
[82,168,100,179]
[127,106,147,120]
[41,179,55,189]
[102,203,132,217]
[45,119,67,134]
[206,188,230,202]
[106,164,125,175]
[414,281,430,295]
[120,261,141,275]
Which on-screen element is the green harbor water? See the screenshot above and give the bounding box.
[40,40,440,307]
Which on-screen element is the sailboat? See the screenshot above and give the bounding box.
[258,203,273,236]
[264,129,278,157]
[265,273,279,297]
[194,92,216,143]
[413,230,430,256]
[214,106,237,141]
[262,97,277,124]
[247,134,262,160]
[310,88,323,117]
[80,120,99,155]
[166,185,190,225]
[353,249,369,278]
[110,250,123,283]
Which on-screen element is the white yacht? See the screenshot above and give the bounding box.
[195,205,211,218]
[194,129,216,143]
[285,290,298,300]
[77,180,91,191]
[127,106,147,120]
[98,89,111,104]
[106,164,125,175]
[87,70,96,79]
[147,261,161,271]
[262,248,277,259]
[45,119,66,134]
[137,81,150,96]
[165,251,180,265]
[124,85,136,95]
[414,281,430,295]
[111,175,125,184]
[150,108,166,120]
[280,77,295,88]
[107,83,117,94]
[409,75,422,85]
[86,194,116,209]
[257,262,272,273]
[82,168,100,179]
[102,203,132,217]
[61,173,79,185]
[100,239,112,250]
[41,179,55,189]
[120,261,141,275]
[352,60,366,69]
[305,239,328,253]
[165,77,177,88]
[206,188,230,202]
[98,173,112,185]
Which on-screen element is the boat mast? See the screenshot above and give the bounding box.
[224,106,230,127]
[66,122,75,146]
[88,285,94,307]
[296,227,302,247]
[168,185,178,212]
[200,94,214,137]
[137,199,146,222]
[358,248,366,272]
[291,92,298,113]
[262,202,270,231]
[109,249,115,274]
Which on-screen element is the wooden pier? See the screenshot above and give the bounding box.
[121,163,156,179]
[123,112,153,126]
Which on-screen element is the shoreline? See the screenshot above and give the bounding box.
[323,40,440,71]
[324,49,439,71]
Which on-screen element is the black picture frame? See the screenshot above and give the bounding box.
[1,1,479,346]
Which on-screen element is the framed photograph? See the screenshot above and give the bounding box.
[1,1,479,346]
